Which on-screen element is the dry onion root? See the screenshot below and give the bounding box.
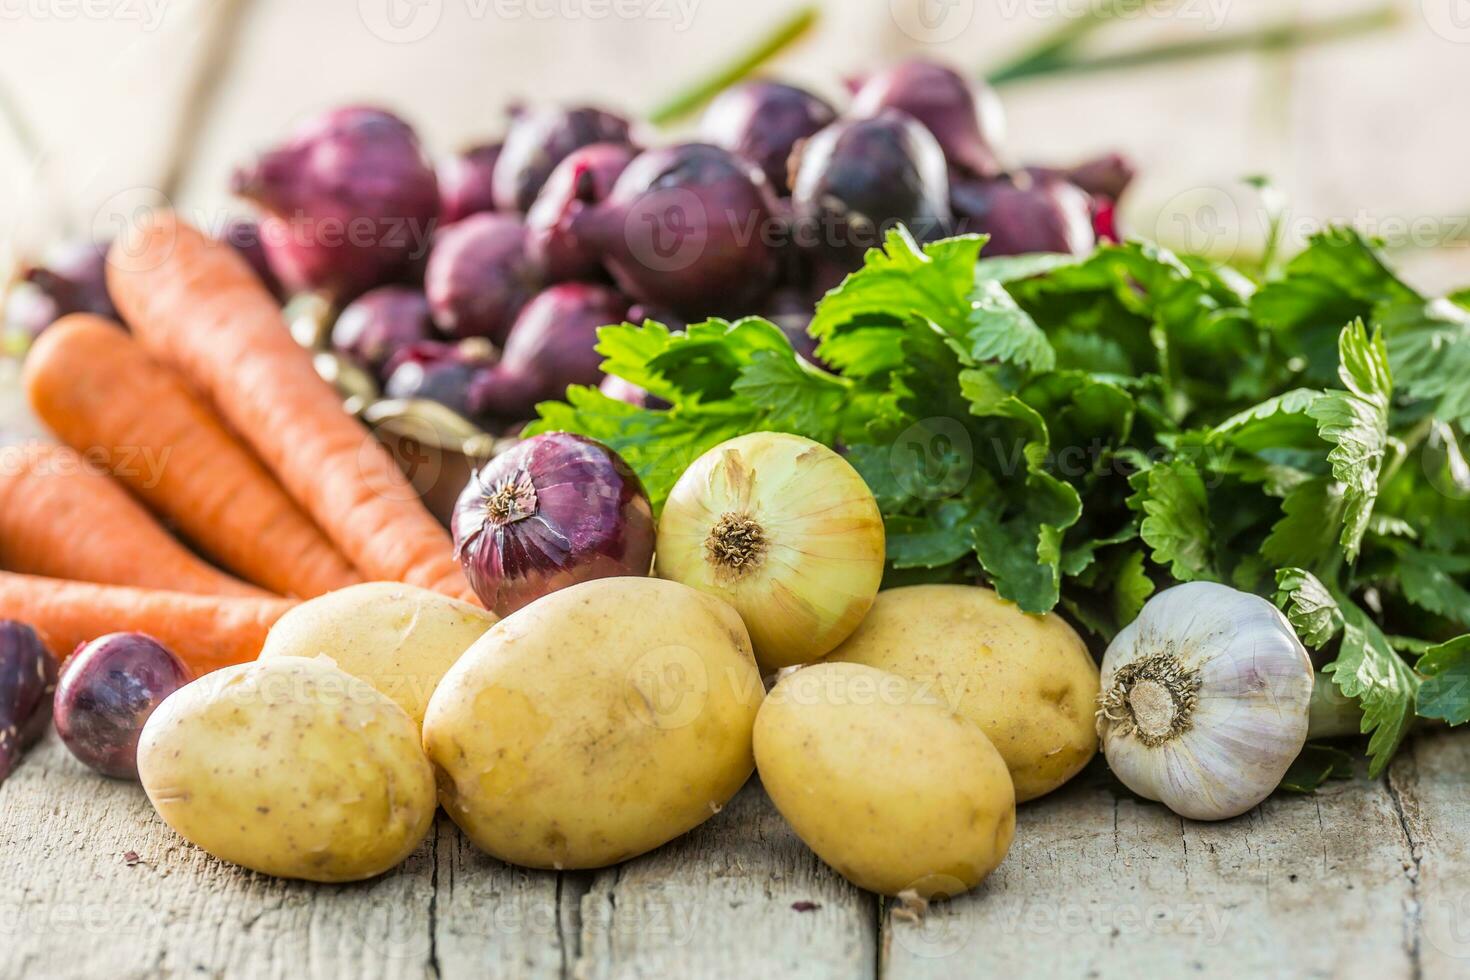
[654,432,886,673]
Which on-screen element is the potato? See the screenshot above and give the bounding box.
[257,582,496,728]
[826,584,1099,802]
[423,576,762,869]
[137,656,436,883]
[755,662,1015,898]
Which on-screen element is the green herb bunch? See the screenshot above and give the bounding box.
[530,227,1470,777]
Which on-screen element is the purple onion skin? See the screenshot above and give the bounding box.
[850,59,1005,179]
[232,106,440,301]
[526,143,637,282]
[699,81,837,195]
[53,633,191,780]
[452,432,655,617]
[1059,153,1136,202]
[332,286,435,378]
[384,340,494,418]
[221,217,285,300]
[492,107,633,214]
[439,143,503,224]
[599,374,655,408]
[425,213,543,343]
[0,621,58,784]
[761,286,821,363]
[790,111,953,269]
[21,239,117,330]
[469,283,629,421]
[952,174,1096,257]
[573,143,780,318]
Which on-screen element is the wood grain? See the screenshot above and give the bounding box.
[6,729,1469,978]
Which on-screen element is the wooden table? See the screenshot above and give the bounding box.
[4,3,1470,977]
[4,726,1468,979]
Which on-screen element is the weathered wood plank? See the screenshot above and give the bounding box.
[880,762,1417,979]
[0,734,547,980]
[573,777,877,979]
[1387,730,1470,980]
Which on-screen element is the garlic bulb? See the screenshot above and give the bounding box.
[655,432,885,673]
[1096,582,1314,821]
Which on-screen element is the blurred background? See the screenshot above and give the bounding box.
[0,0,1464,290]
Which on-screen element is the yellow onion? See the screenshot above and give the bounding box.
[655,432,885,673]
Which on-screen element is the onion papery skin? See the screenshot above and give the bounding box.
[452,433,655,617]
[655,432,885,674]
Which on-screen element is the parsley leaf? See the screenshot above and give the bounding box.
[1307,321,1392,560]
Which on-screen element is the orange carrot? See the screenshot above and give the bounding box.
[0,443,271,598]
[107,214,475,603]
[25,315,363,599]
[0,570,293,674]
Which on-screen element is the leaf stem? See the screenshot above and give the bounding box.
[648,5,819,126]
[988,7,1397,86]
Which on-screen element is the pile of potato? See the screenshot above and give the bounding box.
[138,577,1100,899]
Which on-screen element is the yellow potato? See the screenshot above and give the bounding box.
[826,584,1099,802]
[137,657,436,883]
[258,581,496,728]
[755,662,1015,898]
[422,576,763,870]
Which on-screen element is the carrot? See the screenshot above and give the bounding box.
[106,214,475,603]
[0,443,272,598]
[0,570,292,674]
[25,315,363,599]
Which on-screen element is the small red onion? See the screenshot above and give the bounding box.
[452,433,655,616]
[0,621,58,784]
[850,59,1006,179]
[332,285,435,377]
[383,340,496,419]
[232,106,440,300]
[53,632,192,780]
[439,143,503,224]
[19,239,117,332]
[525,142,637,282]
[425,213,542,343]
[220,217,285,299]
[492,106,633,213]
[468,282,628,421]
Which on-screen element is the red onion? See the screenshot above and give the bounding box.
[54,632,192,780]
[425,213,543,343]
[850,59,1006,179]
[699,81,837,195]
[468,283,628,421]
[332,285,435,377]
[439,143,502,224]
[525,142,637,282]
[952,173,1095,257]
[790,111,953,268]
[572,143,780,317]
[492,106,633,213]
[232,106,440,300]
[20,239,117,331]
[221,218,285,300]
[452,433,655,616]
[0,621,57,784]
[384,340,496,419]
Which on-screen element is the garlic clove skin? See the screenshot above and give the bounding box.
[1097,582,1314,821]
